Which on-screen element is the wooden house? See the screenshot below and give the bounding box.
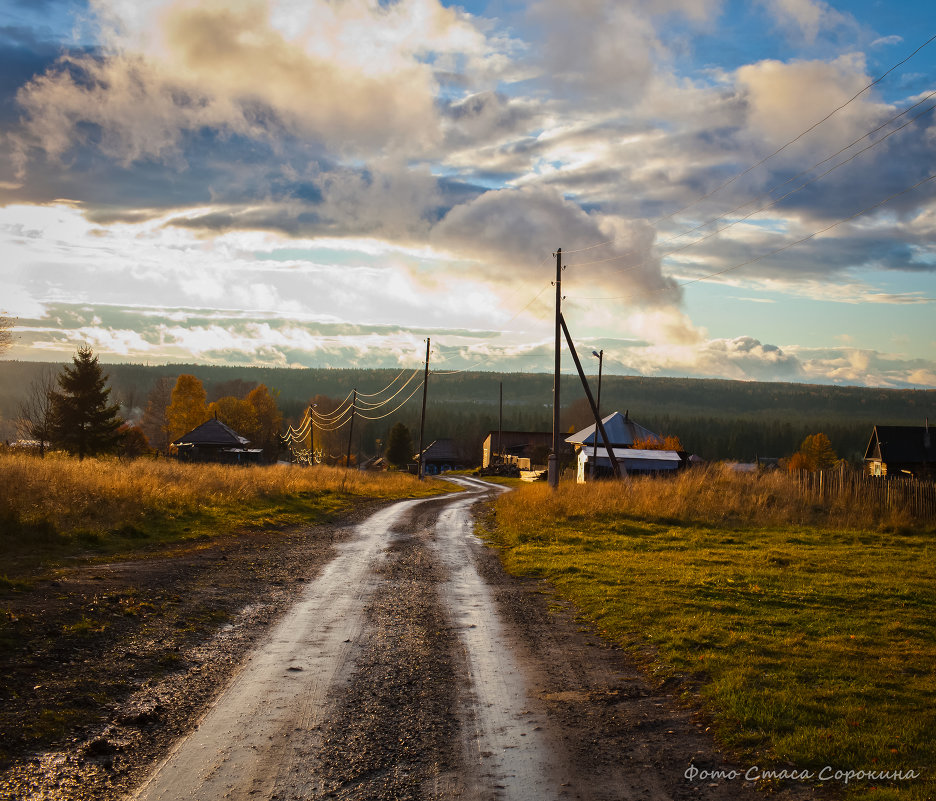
[172,418,262,464]
[864,424,934,478]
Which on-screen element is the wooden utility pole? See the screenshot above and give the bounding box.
[498,381,503,464]
[417,338,430,479]
[549,248,562,489]
[346,389,357,468]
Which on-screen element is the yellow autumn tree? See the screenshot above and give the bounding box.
[788,432,838,472]
[632,434,684,451]
[207,396,259,442]
[166,374,209,442]
[246,384,283,457]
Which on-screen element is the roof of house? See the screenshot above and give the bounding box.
[581,447,682,462]
[417,438,463,462]
[581,447,683,471]
[864,425,935,464]
[172,418,250,448]
[565,411,658,447]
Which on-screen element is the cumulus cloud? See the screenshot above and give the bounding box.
[13,0,504,167]
[735,53,888,156]
[431,185,682,306]
[757,0,857,46]
[525,0,723,106]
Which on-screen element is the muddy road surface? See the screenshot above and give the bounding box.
[5,477,816,801]
[129,476,812,801]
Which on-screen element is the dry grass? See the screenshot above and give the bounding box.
[0,452,446,563]
[496,465,918,545]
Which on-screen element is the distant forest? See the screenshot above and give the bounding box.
[1,360,932,463]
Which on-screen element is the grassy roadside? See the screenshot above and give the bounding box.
[482,470,935,801]
[0,452,449,577]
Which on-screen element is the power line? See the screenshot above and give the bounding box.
[559,32,936,257]
[565,93,936,272]
[353,369,422,408]
[345,379,426,421]
[568,98,936,284]
[356,367,412,398]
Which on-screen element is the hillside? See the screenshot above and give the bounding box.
[1,361,931,462]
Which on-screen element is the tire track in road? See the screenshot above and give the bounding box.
[131,498,438,801]
[433,476,567,801]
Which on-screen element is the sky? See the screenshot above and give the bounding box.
[1,0,935,388]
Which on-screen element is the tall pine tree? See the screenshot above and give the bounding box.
[50,346,124,459]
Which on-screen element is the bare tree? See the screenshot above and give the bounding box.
[140,376,174,453]
[17,366,57,456]
[0,314,13,356]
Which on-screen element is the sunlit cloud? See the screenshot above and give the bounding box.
[0,0,934,388]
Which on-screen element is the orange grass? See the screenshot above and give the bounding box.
[0,451,445,542]
[496,465,920,544]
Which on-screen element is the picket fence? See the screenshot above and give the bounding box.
[793,470,936,520]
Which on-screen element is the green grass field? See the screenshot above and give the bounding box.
[484,475,935,801]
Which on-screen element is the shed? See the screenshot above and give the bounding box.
[864,424,934,478]
[172,418,262,464]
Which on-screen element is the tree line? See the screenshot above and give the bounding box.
[14,348,285,460]
[4,357,930,465]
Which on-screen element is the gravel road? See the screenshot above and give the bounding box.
[3,477,818,801]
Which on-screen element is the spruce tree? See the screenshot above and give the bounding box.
[385,422,413,467]
[50,346,124,459]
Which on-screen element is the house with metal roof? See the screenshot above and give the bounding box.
[566,411,685,482]
[565,410,659,449]
[864,423,934,478]
[575,447,684,483]
[171,418,262,464]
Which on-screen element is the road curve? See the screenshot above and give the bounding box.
[130,477,801,801]
[132,478,563,801]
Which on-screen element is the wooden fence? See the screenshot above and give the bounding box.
[793,470,936,521]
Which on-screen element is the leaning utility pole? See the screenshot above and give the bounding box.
[559,315,622,478]
[417,338,430,479]
[549,248,562,489]
[346,389,357,468]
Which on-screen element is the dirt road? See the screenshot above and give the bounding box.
[2,477,817,800]
[126,476,811,801]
